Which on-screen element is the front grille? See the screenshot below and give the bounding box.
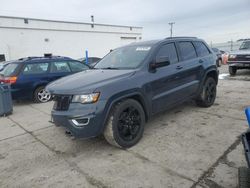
[53,95,72,111]
[235,54,250,61]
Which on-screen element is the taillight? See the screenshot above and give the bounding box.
[2,77,17,84]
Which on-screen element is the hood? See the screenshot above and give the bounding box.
[46,69,136,94]
[229,49,250,55]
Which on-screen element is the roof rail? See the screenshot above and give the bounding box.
[165,36,198,40]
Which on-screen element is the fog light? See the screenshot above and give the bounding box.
[71,118,89,127]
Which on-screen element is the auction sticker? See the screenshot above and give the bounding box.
[136,47,151,51]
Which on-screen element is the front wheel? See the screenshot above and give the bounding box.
[196,77,217,107]
[229,66,237,76]
[104,99,145,148]
[34,86,51,103]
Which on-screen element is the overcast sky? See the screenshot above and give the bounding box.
[0,0,250,43]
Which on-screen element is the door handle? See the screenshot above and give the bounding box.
[199,59,204,63]
[176,66,183,70]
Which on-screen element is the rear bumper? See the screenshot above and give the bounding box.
[51,100,107,138]
[242,129,250,168]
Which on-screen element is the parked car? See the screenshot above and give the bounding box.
[78,57,101,68]
[47,37,218,148]
[0,56,89,103]
[228,40,250,75]
[239,107,250,188]
[212,48,222,67]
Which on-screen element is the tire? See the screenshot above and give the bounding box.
[229,66,237,76]
[196,77,217,107]
[217,59,222,67]
[104,99,145,148]
[238,167,250,188]
[33,86,51,103]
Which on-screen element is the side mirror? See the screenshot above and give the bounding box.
[150,56,170,69]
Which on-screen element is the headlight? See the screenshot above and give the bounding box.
[72,92,100,104]
[229,54,236,59]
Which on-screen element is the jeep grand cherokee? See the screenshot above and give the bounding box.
[46,37,218,148]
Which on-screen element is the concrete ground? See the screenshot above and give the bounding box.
[0,65,250,188]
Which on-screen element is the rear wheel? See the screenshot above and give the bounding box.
[196,77,217,107]
[238,167,250,188]
[229,66,237,76]
[33,86,51,103]
[104,99,145,148]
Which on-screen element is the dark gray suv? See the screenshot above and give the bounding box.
[46,37,218,148]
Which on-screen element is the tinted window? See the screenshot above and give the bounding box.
[194,42,210,57]
[239,41,250,50]
[23,63,49,75]
[1,63,19,76]
[50,61,71,73]
[68,61,88,72]
[156,43,178,64]
[178,42,197,61]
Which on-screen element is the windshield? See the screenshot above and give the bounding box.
[239,41,250,50]
[0,63,18,76]
[95,45,151,69]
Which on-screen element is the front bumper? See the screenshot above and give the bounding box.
[228,61,250,67]
[51,100,107,139]
[242,129,250,168]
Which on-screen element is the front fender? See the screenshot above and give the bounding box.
[99,89,149,133]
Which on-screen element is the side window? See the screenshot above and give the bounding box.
[156,43,178,64]
[194,42,210,57]
[50,61,71,73]
[68,61,88,72]
[178,42,197,61]
[23,63,49,75]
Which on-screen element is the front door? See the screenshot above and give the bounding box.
[149,42,183,114]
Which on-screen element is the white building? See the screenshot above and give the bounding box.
[0,16,143,61]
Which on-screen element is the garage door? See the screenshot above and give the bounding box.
[120,37,137,47]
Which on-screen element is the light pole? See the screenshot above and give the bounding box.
[169,22,175,38]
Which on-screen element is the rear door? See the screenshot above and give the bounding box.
[193,41,211,77]
[16,62,50,98]
[175,41,202,98]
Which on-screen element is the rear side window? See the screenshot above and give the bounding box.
[68,61,88,72]
[194,42,210,57]
[1,63,19,76]
[50,61,71,73]
[178,42,197,61]
[156,43,178,64]
[23,63,49,75]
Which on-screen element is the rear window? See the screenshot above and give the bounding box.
[194,42,210,57]
[23,63,49,75]
[178,42,197,61]
[1,63,19,76]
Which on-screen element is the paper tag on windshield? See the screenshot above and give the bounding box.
[136,47,151,51]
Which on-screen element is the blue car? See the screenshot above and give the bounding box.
[0,56,89,103]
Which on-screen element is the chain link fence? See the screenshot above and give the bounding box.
[210,41,243,52]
